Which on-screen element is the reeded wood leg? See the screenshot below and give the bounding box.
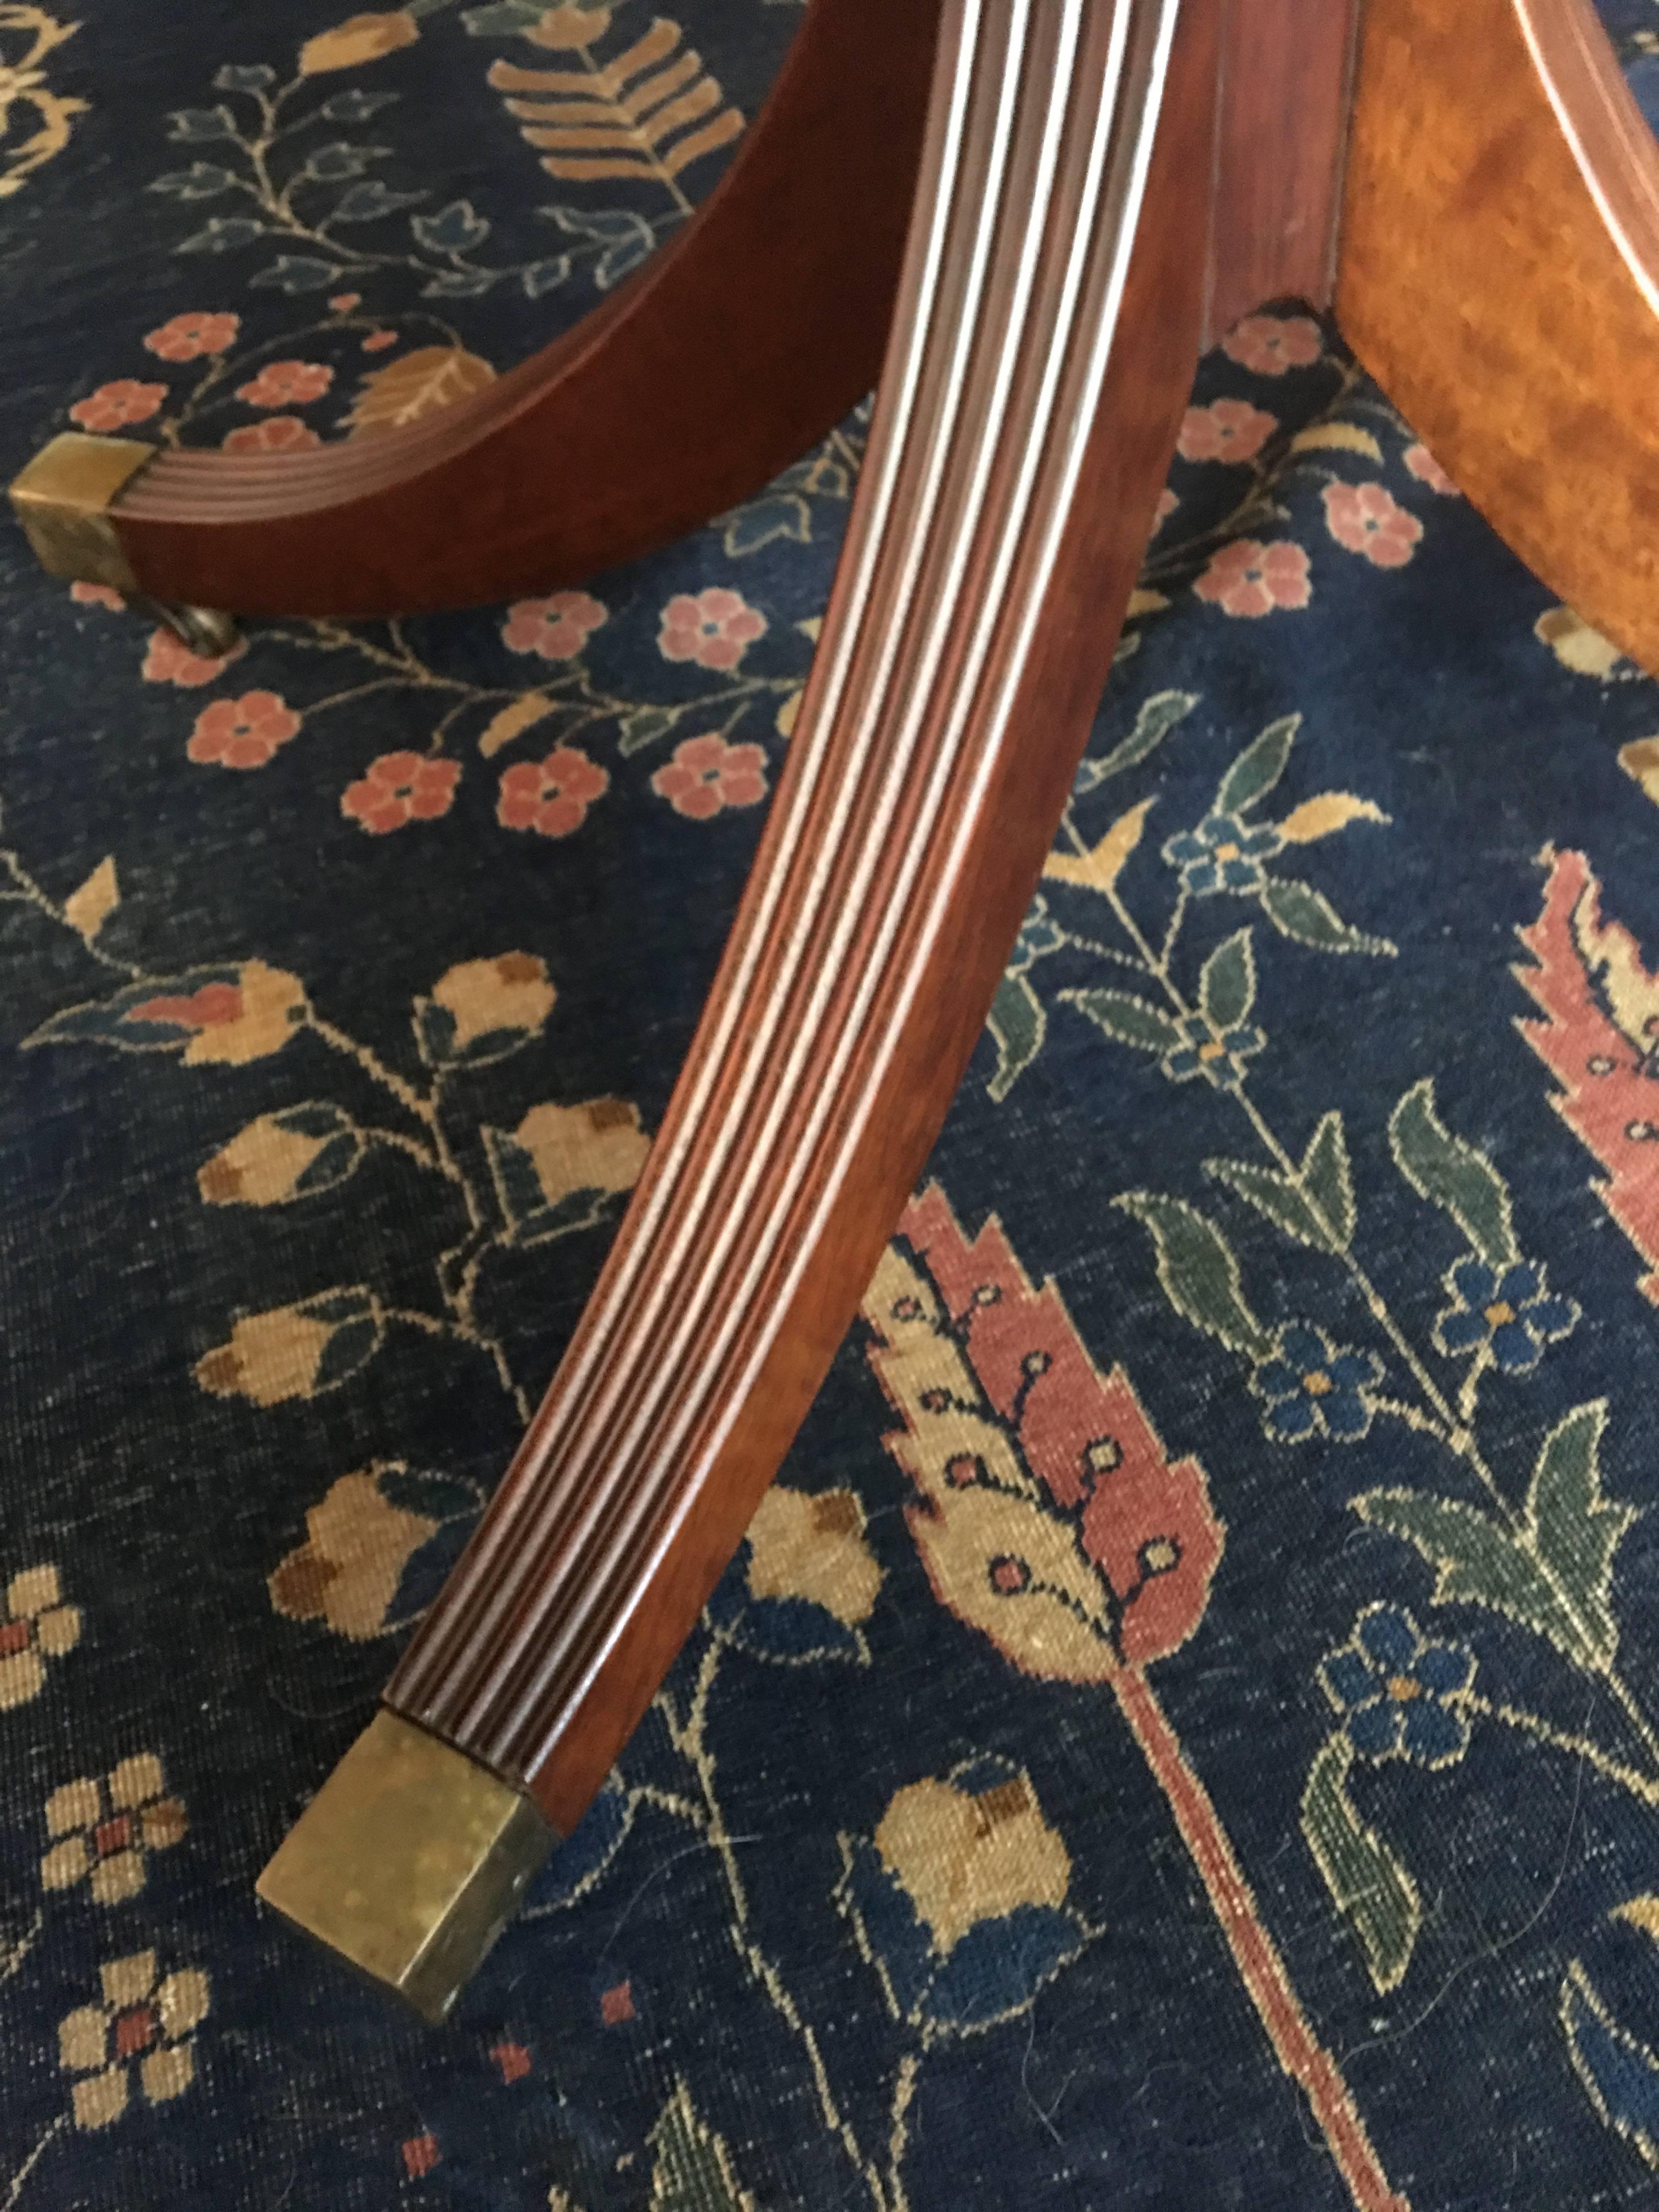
[258,0,1222,2015]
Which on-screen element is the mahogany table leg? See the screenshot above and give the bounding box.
[8,0,940,618]
[258,0,1221,2018]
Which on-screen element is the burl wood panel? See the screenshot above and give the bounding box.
[107,0,939,617]
[1204,0,1359,346]
[1339,0,1659,674]
[385,0,1221,1834]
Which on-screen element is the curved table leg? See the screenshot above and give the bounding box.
[1339,0,1659,676]
[8,0,939,618]
[256,0,1221,2019]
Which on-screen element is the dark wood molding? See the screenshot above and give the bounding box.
[386,0,1221,1833]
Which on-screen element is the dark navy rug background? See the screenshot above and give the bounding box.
[3,4,1659,2207]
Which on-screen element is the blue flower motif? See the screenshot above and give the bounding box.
[1160,1009,1266,1089]
[1160,811,1283,896]
[1432,1255,1579,1373]
[1007,895,1065,975]
[1251,1321,1382,1441]
[1319,1604,1476,1768]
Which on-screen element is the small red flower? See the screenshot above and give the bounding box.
[186,691,301,770]
[1403,441,1458,495]
[1322,481,1423,568]
[340,751,461,834]
[1193,539,1312,618]
[1221,313,1322,375]
[69,381,167,432]
[143,311,239,362]
[501,591,607,661]
[1177,398,1277,464]
[1154,488,1178,529]
[490,2041,531,2084]
[650,733,768,820]
[599,1980,635,2026]
[222,415,322,455]
[141,625,243,688]
[234,360,333,409]
[327,292,362,313]
[657,587,766,672]
[71,582,126,610]
[496,747,608,838]
[362,329,397,353]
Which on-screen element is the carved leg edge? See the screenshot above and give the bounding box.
[259,0,1221,2016]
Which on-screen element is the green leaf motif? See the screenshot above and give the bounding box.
[1203,1156,1334,1252]
[1526,1402,1635,1668]
[648,2080,756,2212]
[1352,1458,1622,1672]
[1388,1079,1517,1267]
[1257,877,1396,957]
[1198,928,1255,1031]
[1115,1192,1270,1359]
[1215,714,1299,816]
[1074,689,1197,793]
[1302,1111,1356,1251]
[1065,989,1181,1056]
[986,973,1046,1103]
[1301,1735,1420,1993]
[618,706,680,757]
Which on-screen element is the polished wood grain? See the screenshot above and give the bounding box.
[386,0,1221,1833]
[1339,0,1659,673]
[98,0,939,618]
[1203,0,1358,347]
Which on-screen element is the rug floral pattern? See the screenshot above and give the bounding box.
[4,2,1659,2205]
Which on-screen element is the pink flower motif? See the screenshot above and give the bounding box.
[69,381,167,432]
[362,330,397,353]
[501,591,607,661]
[221,415,322,455]
[221,416,320,455]
[496,748,608,838]
[185,692,301,770]
[1403,442,1459,496]
[1221,313,1322,376]
[141,626,243,689]
[143,311,239,362]
[650,733,769,820]
[234,360,333,409]
[1193,539,1312,618]
[71,582,126,610]
[340,751,461,834]
[327,292,362,314]
[1154,488,1178,529]
[1177,398,1277,464]
[657,588,766,672]
[1322,481,1423,568]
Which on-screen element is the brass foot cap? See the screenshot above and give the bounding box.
[8,432,155,591]
[256,1709,552,2025]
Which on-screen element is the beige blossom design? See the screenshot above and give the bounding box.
[0,1562,81,1708]
[41,1754,187,1905]
[58,1950,209,2129]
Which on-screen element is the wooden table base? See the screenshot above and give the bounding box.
[11,0,1659,2016]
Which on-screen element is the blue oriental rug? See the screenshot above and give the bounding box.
[4,3,1659,2206]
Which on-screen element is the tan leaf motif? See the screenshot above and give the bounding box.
[1618,738,1659,809]
[1125,589,1169,620]
[346,346,495,438]
[1288,422,1384,460]
[477,693,554,758]
[490,18,743,186]
[1613,1896,1659,1944]
[1043,798,1154,895]
[1277,792,1389,844]
[1536,605,1623,678]
[63,857,119,941]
